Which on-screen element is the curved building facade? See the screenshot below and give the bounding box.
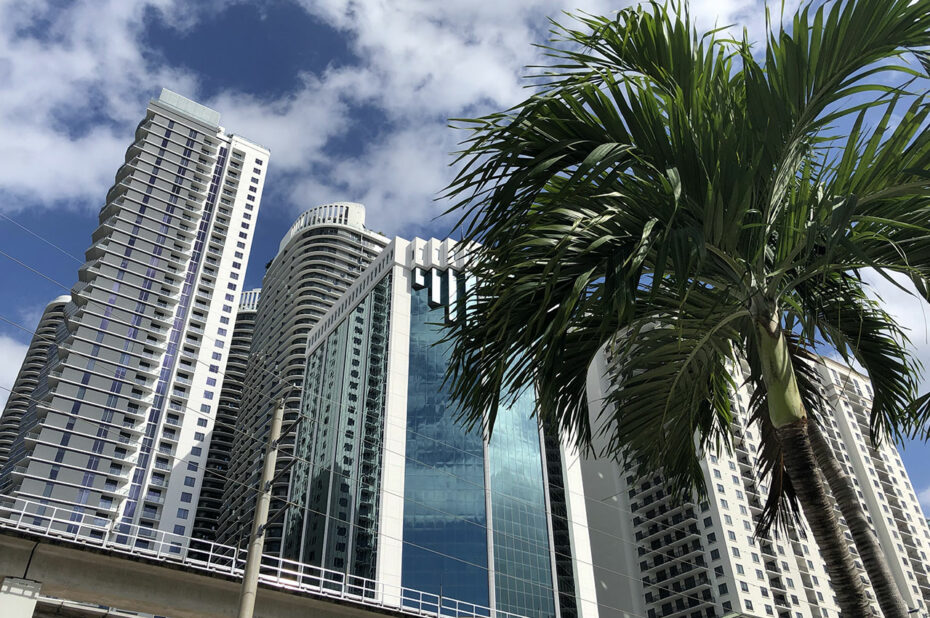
[0,296,70,485]
[216,202,388,552]
[192,288,260,542]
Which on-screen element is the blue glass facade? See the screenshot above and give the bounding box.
[284,273,392,579]
[488,389,556,617]
[287,259,559,617]
[401,285,490,608]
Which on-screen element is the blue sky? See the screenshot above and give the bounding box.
[0,0,929,516]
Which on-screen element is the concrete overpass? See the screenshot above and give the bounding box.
[0,530,408,618]
[0,498,509,618]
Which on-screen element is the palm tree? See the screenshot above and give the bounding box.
[441,1,930,617]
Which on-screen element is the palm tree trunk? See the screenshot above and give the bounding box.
[756,320,875,616]
[776,418,875,616]
[809,420,909,618]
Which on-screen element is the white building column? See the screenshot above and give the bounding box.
[0,577,41,617]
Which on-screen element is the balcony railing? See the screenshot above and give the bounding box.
[0,497,529,618]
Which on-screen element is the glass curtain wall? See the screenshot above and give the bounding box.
[488,390,556,617]
[283,273,392,581]
[401,284,490,608]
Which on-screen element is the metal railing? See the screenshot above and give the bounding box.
[0,497,527,618]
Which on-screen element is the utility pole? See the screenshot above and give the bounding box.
[237,397,285,618]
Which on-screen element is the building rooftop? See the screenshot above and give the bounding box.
[153,88,221,127]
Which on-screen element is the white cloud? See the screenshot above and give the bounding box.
[0,335,29,410]
[0,0,198,208]
[0,0,792,232]
[863,270,930,395]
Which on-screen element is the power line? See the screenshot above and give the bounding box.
[0,216,846,615]
[0,280,845,618]
[0,381,652,618]
[0,376,830,618]
[0,248,828,611]
[0,212,84,264]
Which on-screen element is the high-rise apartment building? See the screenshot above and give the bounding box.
[217,203,388,551]
[580,352,930,618]
[281,237,599,618]
[0,296,70,483]
[814,357,930,610]
[0,89,268,550]
[192,288,260,543]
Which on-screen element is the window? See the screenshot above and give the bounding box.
[195,432,205,441]
[180,492,192,503]
[177,508,189,519]
[174,525,185,535]
[740,582,750,592]
[192,447,202,456]
[184,476,195,487]
[197,418,208,427]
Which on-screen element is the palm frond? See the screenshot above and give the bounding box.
[598,285,747,499]
[792,273,921,441]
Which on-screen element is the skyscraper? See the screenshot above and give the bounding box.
[217,203,388,552]
[192,287,260,543]
[814,357,930,610]
[282,237,598,618]
[579,352,930,618]
[0,89,268,550]
[0,296,70,483]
